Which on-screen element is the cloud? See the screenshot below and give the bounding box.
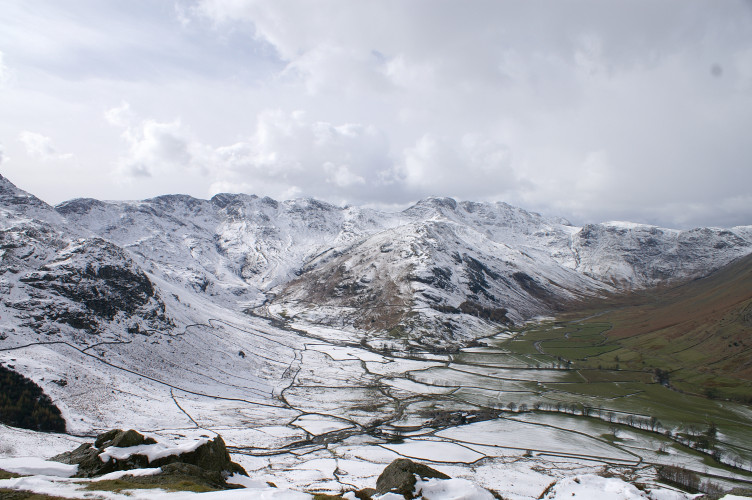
[106,105,389,200]
[392,133,515,200]
[191,1,717,97]
[104,101,136,128]
[283,45,392,95]
[106,102,213,179]
[324,162,365,188]
[0,50,11,87]
[118,119,194,178]
[0,142,6,165]
[211,110,391,200]
[17,131,73,161]
[2,1,752,227]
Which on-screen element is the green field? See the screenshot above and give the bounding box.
[460,306,752,469]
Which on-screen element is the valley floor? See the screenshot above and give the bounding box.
[2,307,752,499]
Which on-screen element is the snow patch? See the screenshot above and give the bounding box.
[0,457,77,477]
[415,477,496,499]
[99,439,208,463]
[96,467,162,480]
[540,474,672,499]
[382,440,484,464]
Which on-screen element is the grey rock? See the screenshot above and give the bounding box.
[375,458,450,499]
[51,430,246,484]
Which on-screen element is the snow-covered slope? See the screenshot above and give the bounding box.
[571,221,752,286]
[3,173,752,349]
[272,197,752,346]
[0,176,172,345]
[3,173,752,498]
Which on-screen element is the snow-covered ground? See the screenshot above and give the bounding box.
[3,175,752,498]
[3,308,747,499]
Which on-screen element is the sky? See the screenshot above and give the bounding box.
[0,0,751,228]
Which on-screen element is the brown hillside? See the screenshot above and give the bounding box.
[564,253,752,400]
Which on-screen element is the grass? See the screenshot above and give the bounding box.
[577,370,653,383]
[540,344,620,359]
[0,469,23,480]
[0,490,71,500]
[566,254,752,398]
[491,297,752,468]
[451,352,529,367]
[543,382,644,399]
[84,477,219,493]
[500,340,539,356]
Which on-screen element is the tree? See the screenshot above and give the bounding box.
[649,416,661,432]
[0,364,66,432]
[654,368,670,386]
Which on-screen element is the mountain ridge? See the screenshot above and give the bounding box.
[3,173,752,497]
[1,172,751,349]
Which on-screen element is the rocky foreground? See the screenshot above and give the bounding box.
[2,430,750,499]
[0,429,500,499]
[51,429,247,491]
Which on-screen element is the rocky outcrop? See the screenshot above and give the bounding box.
[18,238,169,328]
[375,458,450,499]
[94,428,157,449]
[3,230,173,337]
[317,458,500,500]
[52,429,246,487]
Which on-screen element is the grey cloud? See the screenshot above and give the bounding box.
[160,1,752,225]
[1,0,751,228]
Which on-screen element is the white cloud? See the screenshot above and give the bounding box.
[17,131,73,161]
[105,102,212,179]
[324,162,365,188]
[104,101,135,128]
[211,109,390,199]
[0,50,11,87]
[575,151,613,194]
[394,133,515,199]
[117,119,194,178]
[0,142,6,165]
[1,1,751,227]
[283,45,391,95]
[574,34,608,77]
[106,106,389,200]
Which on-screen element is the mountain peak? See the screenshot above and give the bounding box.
[403,197,459,218]
[420,197,459,210]
[0,173,52,212]
[210,192,259,209]
[55,198,108,215]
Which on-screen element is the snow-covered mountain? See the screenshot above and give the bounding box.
[3,174,752,350]
[3,173,752,498]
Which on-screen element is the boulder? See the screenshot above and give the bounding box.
[151,436,246,476]
[51,442,102,474]
[354,488,378,499]
[93,429,122,448]
[375,458,450,499]
[51,429,246,485]
[96,429,157,449]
